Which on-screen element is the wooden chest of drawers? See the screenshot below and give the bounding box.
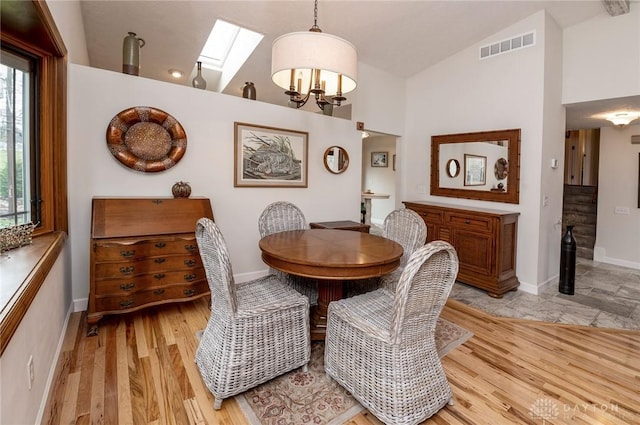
[87,197,214,335]
[404,201,519,297]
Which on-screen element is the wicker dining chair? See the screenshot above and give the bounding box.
[325,241,459,425]
[258,201,318,305]
[379,208,427,292]
[348,208,427,296]
[194,218,310,410]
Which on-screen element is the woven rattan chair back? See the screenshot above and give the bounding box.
[194,217,310,411]
[258,201,307,237]
[390,241,458,344]
[196,218,238,314]
[383,208,427,268]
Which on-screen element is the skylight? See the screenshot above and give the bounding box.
[198,19,263,72]
[199,20,239,69]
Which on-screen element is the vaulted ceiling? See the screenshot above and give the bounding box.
[79,0,639,129]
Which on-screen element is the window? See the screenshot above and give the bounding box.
[0,0,68,355]
[199,19,241,69]
[0,48,38,228]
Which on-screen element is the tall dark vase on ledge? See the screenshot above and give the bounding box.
[242,82,256,99]
[559,225,576,295]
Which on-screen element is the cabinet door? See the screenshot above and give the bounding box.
[409,206,442,243]
[451,228,494,277]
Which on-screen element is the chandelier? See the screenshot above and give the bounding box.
[271,0,357,112]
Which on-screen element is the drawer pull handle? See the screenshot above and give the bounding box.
[120,266,135,274]
[120,283,135,291]
[184,274,197,282]
[184,259,196,267]
[155,242,166,248]
[119,300,134,308]
[154,273,166,280]
[154,258,166,264]
[183,289,196,297]
[184,244,197,252]
[153,289,165,295]
[465,220,470,224]
[120,250,135,258]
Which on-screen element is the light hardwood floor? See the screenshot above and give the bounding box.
[42,297,640,425]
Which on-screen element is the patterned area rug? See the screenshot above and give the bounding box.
[233,317,473,425]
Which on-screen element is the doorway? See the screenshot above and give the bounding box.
[562,129,600,259]
[361,132,398,232]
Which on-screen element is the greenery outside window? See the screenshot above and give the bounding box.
[1,48,38,228]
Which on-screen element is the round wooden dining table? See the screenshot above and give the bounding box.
[259,228,403,341]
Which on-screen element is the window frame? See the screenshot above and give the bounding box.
[0,0,68,355]
[1,45,39,227]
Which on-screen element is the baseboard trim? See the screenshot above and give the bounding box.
[516,280,539,295]
[593,248,640,270]
[35,301,73,425]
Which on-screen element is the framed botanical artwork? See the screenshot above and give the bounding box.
[234,122,308,187]
[371,151,388,167]
[464,154,486,186]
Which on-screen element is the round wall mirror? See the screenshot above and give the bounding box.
[446,159,460,178]
[324,146,350,174]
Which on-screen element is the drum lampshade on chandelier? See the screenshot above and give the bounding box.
[271,0,357,111]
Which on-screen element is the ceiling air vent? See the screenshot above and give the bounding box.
[480,31,535,60]
[631,135,640,144]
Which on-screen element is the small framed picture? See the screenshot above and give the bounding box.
[371,151,388,167]
[464,154,486,186]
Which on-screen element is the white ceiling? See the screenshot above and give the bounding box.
[80,0,639,129]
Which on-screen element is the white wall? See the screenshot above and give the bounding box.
[563,6,640,270]
[538,13,566,287]
[46,0,90,66]
[563,7,640,104]
[362,135,396,224]
[402,11,549,293]
[0,245,71,425]
[68,64,363,304]
[352,62,405,136]
[594,124,640,268]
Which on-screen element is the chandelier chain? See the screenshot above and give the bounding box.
[311,0,320,31]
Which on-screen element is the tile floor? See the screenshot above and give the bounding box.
[449,257,640,330]
[369,222,639,330]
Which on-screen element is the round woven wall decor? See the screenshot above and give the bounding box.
[106,106,187,172]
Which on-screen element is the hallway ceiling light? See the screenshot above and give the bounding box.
[271,0,357,111]
[606,112,640,127]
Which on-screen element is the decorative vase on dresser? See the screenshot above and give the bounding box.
[404,201,519,297]
[87,197,214,335]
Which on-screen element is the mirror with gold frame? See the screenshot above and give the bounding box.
[431,129,520,203]
[323,146,350,174]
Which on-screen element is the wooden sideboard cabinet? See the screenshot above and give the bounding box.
[404,201,519,297]
[88,197,214,335]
